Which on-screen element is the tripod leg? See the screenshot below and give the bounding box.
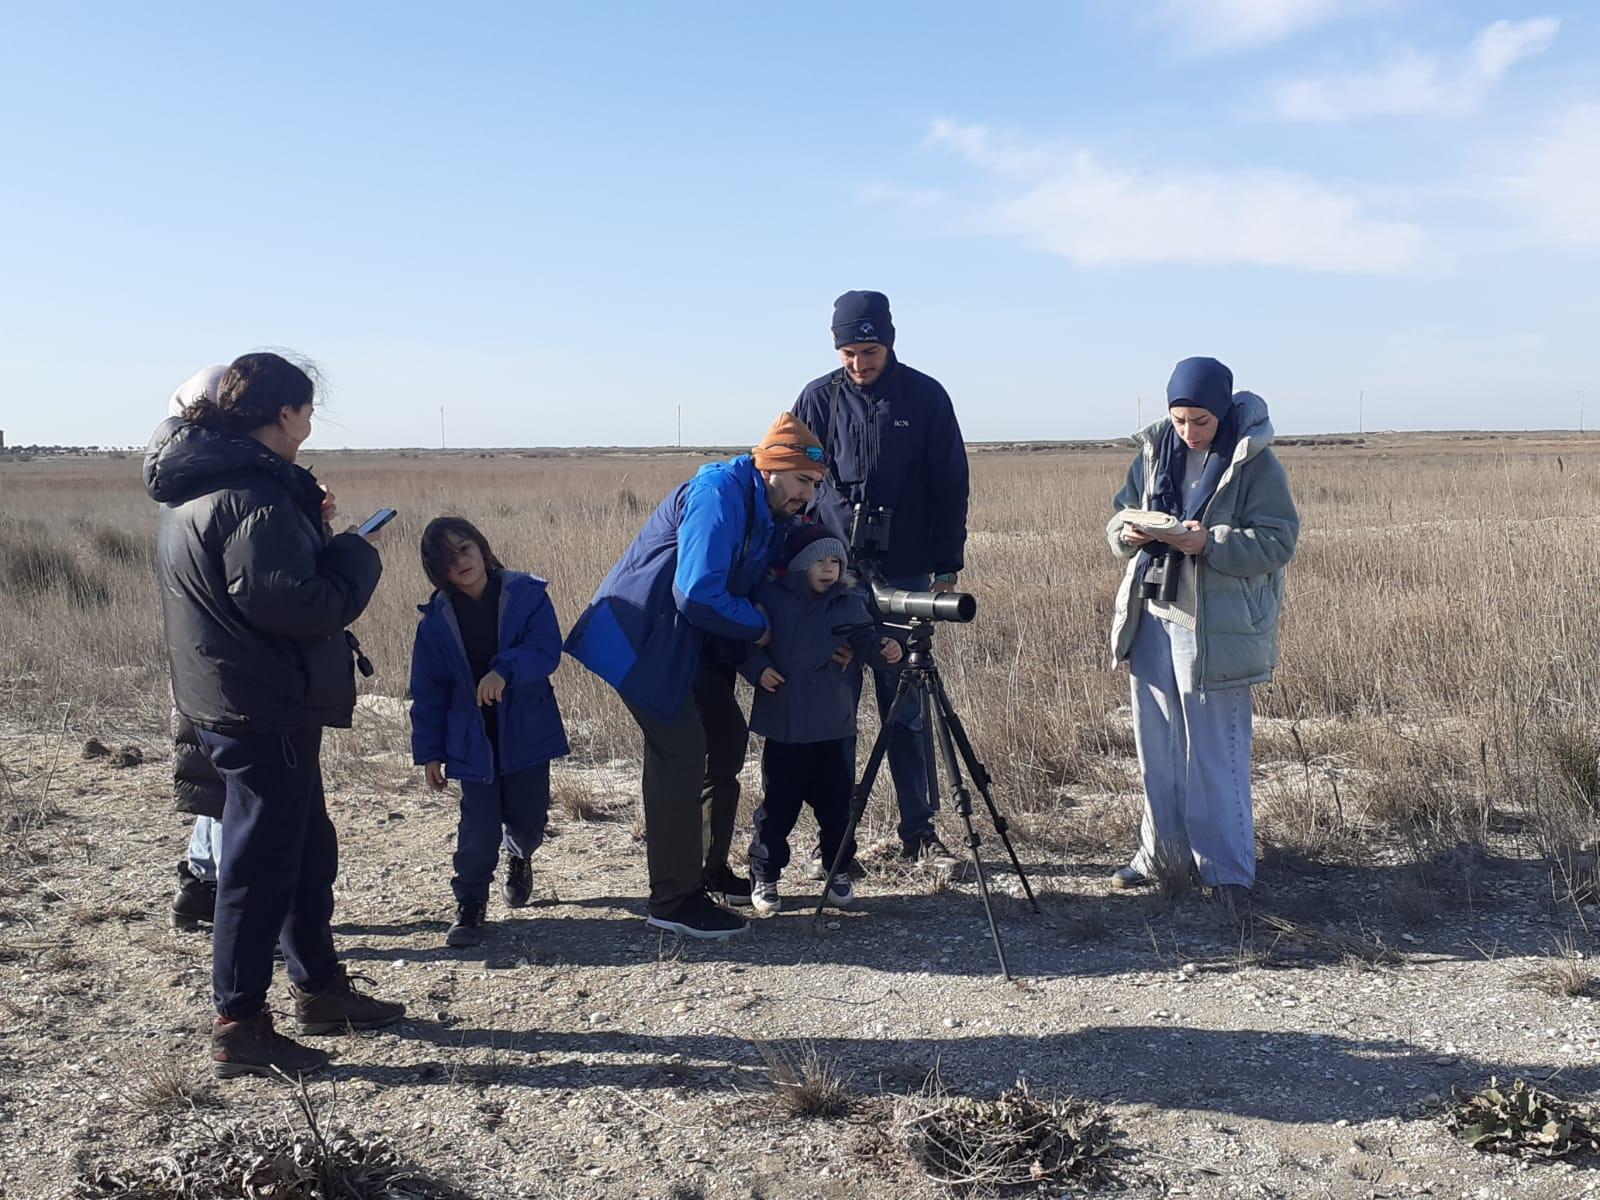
[813,670,920,922]
[928,667,1041,912]
[926,697,1012,980]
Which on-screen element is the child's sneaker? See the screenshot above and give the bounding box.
[825,874,855,909]
[750,879,781,918]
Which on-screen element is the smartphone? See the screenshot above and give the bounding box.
[356,507,398,537]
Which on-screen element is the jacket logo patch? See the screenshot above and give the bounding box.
[894,419,910,427]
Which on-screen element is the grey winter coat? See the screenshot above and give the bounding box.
[738,573,893,744]
[1107,392,1299,690]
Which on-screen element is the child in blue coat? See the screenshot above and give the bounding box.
[409,517,569,948]
[739,525,902,916]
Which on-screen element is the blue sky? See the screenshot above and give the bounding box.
[2,1,1596,448]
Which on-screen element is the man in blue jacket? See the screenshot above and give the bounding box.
[792,290,970,875]
[565,414,825,939]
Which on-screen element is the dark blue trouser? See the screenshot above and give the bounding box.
[453,760,551,904]
[850,572,937,849]
[196,726,338,1019]
[749,738,855,883]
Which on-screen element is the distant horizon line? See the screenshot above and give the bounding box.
[8,428,1600,456]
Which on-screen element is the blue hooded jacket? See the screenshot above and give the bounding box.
[738,571,896,744]
[792,356,969,578]
[410,570,570,784]
[564,455,791,721]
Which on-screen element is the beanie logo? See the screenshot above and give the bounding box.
[858,322,876,339]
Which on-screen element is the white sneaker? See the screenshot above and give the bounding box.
[750,879,781,918]
[825,874,855,909]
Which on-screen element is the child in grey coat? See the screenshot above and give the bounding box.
[739,526,902,915]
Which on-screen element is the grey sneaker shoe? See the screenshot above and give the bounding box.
[825,874,855,909]
[750,879,781,918]
[908,835,959,876]
[1110,866,1152,890]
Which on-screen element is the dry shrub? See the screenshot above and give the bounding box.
[88,526,151,567]
[0,533,109,608]
[1445,1077,1600,1159]
[892,1070,1115,1191]
[753,1039,853,1118]
[554,781,602,822]
[1516,933,1595,999]
[75,1080,467,1199]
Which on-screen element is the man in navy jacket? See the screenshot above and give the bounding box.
[792,290,970,873]
[565,414,825,939]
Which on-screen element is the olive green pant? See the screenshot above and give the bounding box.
[624,663,748,916]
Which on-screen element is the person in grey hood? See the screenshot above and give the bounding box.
[147,351,403,1079]
[1105,357,1299,908]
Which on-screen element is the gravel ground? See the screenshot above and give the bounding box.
[2,723,1598,1200]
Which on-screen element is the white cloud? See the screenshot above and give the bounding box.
[1155,0,1357,52]
[1508,102,1600,247]
[926,120,1422,274]
[1274,18,1559,122]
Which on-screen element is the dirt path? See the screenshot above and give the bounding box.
[2,728,1598,1199]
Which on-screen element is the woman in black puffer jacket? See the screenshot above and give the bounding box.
[146,351,403,1079]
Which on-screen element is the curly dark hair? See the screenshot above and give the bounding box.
[183,351,317,432]
[420,516,506,594]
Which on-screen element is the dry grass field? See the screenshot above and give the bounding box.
[2,435,1599,1198]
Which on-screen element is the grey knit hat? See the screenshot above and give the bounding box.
[786,526,849,575]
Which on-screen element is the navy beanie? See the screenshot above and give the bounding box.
[831,290,895,349]
[1166,357,1234,419]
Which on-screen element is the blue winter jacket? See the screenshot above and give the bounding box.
[410,571,570,784]
[564,455,791,722]
[792,356,970,578]
[738,572,895,745]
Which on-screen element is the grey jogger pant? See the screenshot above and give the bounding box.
[1128,611,1256,888]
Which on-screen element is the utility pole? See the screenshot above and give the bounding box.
[1136,395,1142,428]
[440,406,446,450]
[677,405,682,448]
[1359,389,1364,437]
[1580,391,1586,435]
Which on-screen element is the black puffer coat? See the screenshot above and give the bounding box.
[171,707,225,817]
[145,417,382,735]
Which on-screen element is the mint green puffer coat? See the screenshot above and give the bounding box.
[1107,391,1300,690]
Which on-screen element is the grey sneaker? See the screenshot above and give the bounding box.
[825,874,855,909]
[1110,866,1152,890]
[750,879,781,918]
[908,835,958,876]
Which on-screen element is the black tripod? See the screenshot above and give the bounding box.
[811,618,1041,980]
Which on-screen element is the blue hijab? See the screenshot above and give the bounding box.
[1139,357,1239,580]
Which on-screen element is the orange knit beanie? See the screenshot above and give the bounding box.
[751,413,824,472]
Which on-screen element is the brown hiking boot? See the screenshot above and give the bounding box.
[290,963,405,1035]
[211,1010,330,1080]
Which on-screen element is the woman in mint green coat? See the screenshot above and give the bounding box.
[1105,357,1299,902]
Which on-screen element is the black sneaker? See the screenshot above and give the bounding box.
[446,901,487,948]
[906,834,959,876]
[502,855,533,909]
[705,864,752,908]
[646,891,750,941]
[171,861,217,931]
